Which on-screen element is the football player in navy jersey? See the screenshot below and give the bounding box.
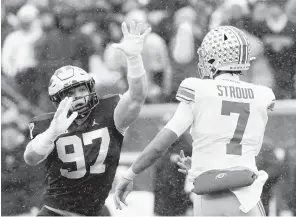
[23,21,151,216]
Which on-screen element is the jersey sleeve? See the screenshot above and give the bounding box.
[101,94,121,110]
[164,102,194,137]
[176,78,197,103]
[28,113,53,139]
[267,88,276,111]
[102,94,127,135]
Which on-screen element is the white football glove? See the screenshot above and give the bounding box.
[112,21,151,58]
[49,97,78,137]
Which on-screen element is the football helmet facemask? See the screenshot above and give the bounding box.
[48,65,98,117]
[197,26,252,79]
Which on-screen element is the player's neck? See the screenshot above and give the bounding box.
[215,73,240,81]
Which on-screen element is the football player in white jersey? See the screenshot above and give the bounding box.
[114,26,275,216]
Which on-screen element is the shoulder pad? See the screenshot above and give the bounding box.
[96,94,120,113]
[258,85,275,101]
[266,87,276,111]
[29,113,54,139]
[31,112,55,123]
[99,94,119,100]
[257,85,276,111]
[180,77,200,90]
[268,87,276,102]
[176,77,200,103]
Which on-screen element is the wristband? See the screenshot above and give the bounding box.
[31,139,54,155]
[124,167,137,181]
[31,128,57,155]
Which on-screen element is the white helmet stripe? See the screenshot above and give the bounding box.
[234,28,248,64]
[226,26,246,64]
[240,30,249,64]
[226,27,242,64]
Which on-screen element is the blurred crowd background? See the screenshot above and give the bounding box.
[1,0,296,216]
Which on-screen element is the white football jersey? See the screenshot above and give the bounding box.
[176,74,275,212]
[176,74,275,179]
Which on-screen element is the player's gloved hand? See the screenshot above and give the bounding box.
[48,97,78,137]
[112,21,151,58]
[176,150,192,175]
[113,177,134,210]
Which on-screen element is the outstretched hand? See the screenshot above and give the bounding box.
[112,21,151,58]
[49,97,78,136]
[176,150,192,175]
[113,177,134,210]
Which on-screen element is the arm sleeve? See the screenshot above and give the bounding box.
[164,102,194,137]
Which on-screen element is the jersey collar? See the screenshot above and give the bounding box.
[215,73,240,81]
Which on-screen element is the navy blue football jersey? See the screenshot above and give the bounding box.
[29,95,124,215]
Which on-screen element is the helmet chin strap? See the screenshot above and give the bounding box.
[71,95,91,114]
[61,92,99,122]
[75,100,100,120]
[75,111,92,125]
[74,104,91,119]
[72,100,100,126]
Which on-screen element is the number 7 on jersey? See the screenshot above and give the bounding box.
[221,101,250,155]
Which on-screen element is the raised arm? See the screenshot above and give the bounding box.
[113,21,151,133]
